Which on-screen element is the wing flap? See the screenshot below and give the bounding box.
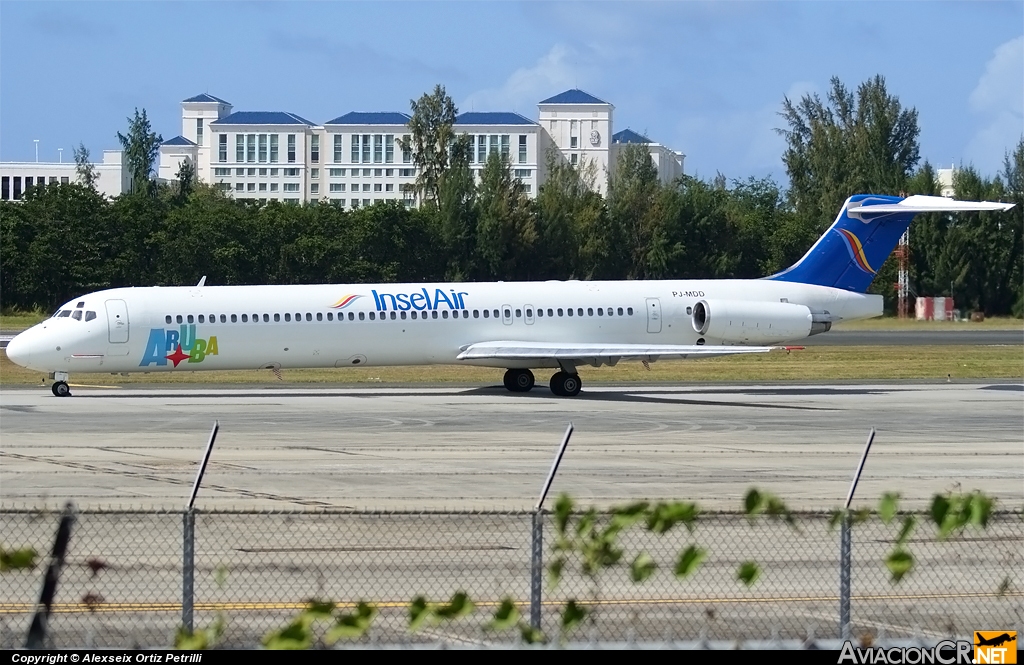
[457,341,779,362]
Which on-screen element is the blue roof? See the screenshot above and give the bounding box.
[455,112,536,126]
[161,135,197,147]
[183,93,230,104]
[539,89,608,105]
[612,129,652,145]
[325,111,411,125]
[211,111,314,126]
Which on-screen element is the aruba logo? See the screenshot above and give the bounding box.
[139,325,220,367]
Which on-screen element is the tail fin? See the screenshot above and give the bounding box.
[768,194,1015,293]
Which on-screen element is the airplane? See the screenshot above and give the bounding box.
[4,194,1014,398]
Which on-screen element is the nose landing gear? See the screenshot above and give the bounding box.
[50,371,71,397]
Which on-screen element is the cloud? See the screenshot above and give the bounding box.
[964,35,1024,173]
[461,44,588,113]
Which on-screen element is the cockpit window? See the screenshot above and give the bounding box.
[76,302,85,308]
[57,310,71,318]
[84,311,97,322]
[71,310,83,321]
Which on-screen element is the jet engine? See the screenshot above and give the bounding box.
[691,299,831,344]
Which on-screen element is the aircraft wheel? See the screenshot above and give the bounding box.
[503,368,535,392]
[550,371,581,397]
[52,381,71,398]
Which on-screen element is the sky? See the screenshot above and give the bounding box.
[1,1,1021,184]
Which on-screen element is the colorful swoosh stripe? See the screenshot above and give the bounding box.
[331,294,363,309]
[836,228,876,274]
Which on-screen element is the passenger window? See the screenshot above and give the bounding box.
[85,311,96,322]
[483,310,489,318]
[557,309,563,316]
[165,315,172,324]
[617,307,623,316]
[493,310,499,318]
[548,309,554,317]
[210,314,215,322]
[176,315,183,324]
[627,307,634,315]
[274,313,280,322]
[71,310,82,321]
[441,310,448,319]
[567,308,573,317]
[358,312,365,320]
[316,312,323,321]
[187,315,194,323]
[305,313,312,322]
[198,315,205,323]
[597,308,603,316]
[253,314,259,322]
[284,313,291,322]
[578,308,584,316]
[220,314,226,323]
[462,310,469,318]
[241,314,248,322]
[432,311,438,319]
[411,311,418,320]
[536,309,542,318]
[231,314,237,323]
[504,308,511,319]
[515,309,522,318]
[389,311,395,320]
[327,312,333,321]
[473,310,479,318]
[587,308,593,316]
[686,306,692,315]
[400,311,406,320]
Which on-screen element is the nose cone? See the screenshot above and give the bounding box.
[5,331,34,369]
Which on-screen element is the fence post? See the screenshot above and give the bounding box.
[530,510,543,631]
[839,514,851,640]
[182,509,195,633]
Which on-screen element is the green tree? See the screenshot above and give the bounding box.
[117,108,163,196]
[175,159,196,202]
[435,140,478,281]
[535,148,603,279]
[73,142,99,190]
[474,151,536,280]
[400,85,471,208]
[605,143,672,279]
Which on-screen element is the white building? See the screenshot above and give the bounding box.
[1,150,129,201]
[937,166,956,198]
[157,89,685,206]
[611,129,685,186]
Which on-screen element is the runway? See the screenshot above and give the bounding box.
[1,382,1021,511]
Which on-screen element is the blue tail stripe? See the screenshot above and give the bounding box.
[768,195,913,293]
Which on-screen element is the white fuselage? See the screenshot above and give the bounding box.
[8,279,881,375]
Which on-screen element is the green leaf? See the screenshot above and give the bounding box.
[519,624,545,644]
[175,627,209,650]
[737,561,760,586]
[547,557,565,589]
[434,591,474,620]
[575,508,596,538]
[646,501,700,534]
[895,515,916,546]
[930,494,951,531]
[879,492,900,524]
[968,491,994,527]
[326,602,376,643]
[743,488,763,517]
[487,598,521,631]
[886,548,913,582]
[554,494,574,534]
[828,509,845,532]
[262,620,313,650]
[408,596,430,632]
[561,600,587,633]
[630,552,657,582]
[303,599,336,620]
[0,547,38,571]
[611,501,649,531]
[674,545,706,578]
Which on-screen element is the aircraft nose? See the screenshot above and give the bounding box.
[5,331,34,369]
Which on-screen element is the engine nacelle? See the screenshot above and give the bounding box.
[691,299,814,344]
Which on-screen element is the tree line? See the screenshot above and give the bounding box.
[2,76,1021,316]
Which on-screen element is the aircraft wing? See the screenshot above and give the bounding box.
[457,341,786,363]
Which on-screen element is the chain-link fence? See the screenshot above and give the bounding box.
[2,508,1021,648]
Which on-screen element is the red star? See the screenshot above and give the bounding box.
[166,344,191,367]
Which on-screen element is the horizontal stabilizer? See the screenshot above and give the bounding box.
[848,195,1015,219]
[457,341,778,363]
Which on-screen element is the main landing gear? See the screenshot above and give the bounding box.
[502,368,583,397]
[51,371,71,397]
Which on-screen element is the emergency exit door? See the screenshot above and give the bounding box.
[646,298,662,333]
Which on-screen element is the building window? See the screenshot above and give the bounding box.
[385,183,393,192]
[196,119,204,146]
[247,183,255,192]
[361,134,371,163]
[514,169,531,178]
[477,135,486,163]
[501,135,510,159]
[236,135,244,162]
[310,183,319,194]
[330,183,345,192]
[329,168,345,177]
[259,168,267,176]
[309,168,318,179]
[402,134,412,163]
[519,135,527,163]
[334,199,345,206]
[235,183,244,191]
[571,136,578,149]
[218,182,231,192]
[362,183,370,192]
[284,168,299,177]
[270,183,278,192]
[259,183,267,192]
[374,168,382,177]
[351,134,360,163]
[400,168,415,177]
[334,135,343,163]
[258,135,268,162]
[468,134,475,164]
[373,183,382,192]
[270,168,279,176]
[247,168,256,176]
[283,183,300,192]
[246,134,256,162]
[214,168,231,176]
[1,176,9,200]
[270,134,279,163]
[372,134,382,163]
[60,176,69,185]
[219,134,227,163]
[385,134,395,163]
[489,134,498,159]
[571,153,578,165]
[386,168,393,176]
[287,134,296,163]
[311,135,319,164]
